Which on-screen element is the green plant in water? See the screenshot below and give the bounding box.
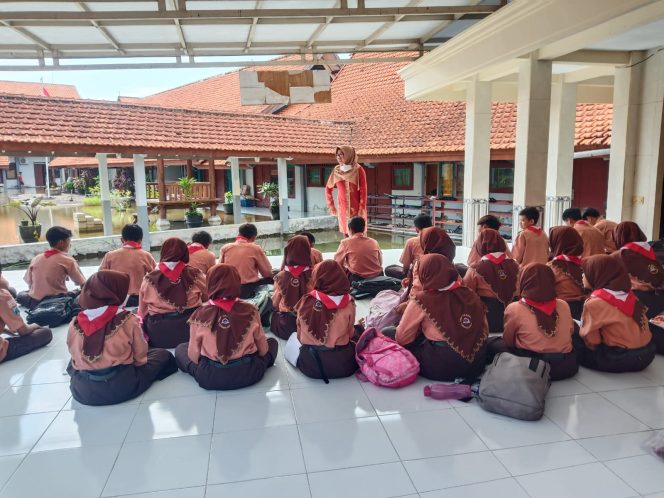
[178,177,200,216]
[224,191,233,204]
[257,182,279,206]
[8,197,42,226]
[82,196,101,207]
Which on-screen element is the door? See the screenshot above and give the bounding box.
[572,157,609,212]
[34,163,46,187]
[365,164,392,226]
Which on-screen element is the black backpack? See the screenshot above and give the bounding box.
[26,294,81,327]
[350,276,402,299]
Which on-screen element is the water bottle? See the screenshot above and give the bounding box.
[423,383,472,400]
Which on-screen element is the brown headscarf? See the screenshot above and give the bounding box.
[413,254,487,362]
[74,270,132,362]
[275,235,313,311]
[336,145,359,166]
[326,146,362,188]
[144,237,199,311]
[295,260,351,344]
[614,221,647,248]
[471,229,518,304]
[613,222,663,288]
[518,263,559,337]
[549,226,584,290]
[419,226,456,261]
[189,264,258,364]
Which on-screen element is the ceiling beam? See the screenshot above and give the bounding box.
[560,65,615,83]
[306,15,333,49]
[356,0,422,50]
[418,0,485,47]
[551,49,631,65]
[244,1,261,53]
[0,20,52,52]
[77,2,125,55]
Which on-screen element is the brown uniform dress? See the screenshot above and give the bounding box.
[400,236,424,273]
[0,289,52,363]
[187,246,217,276]
[511,228,550,265]
[19,250,86,308]
[99,246,156,297]
[334,233,383,280]
[574,221,607,258]
[594,219,618,252]
[219,239,272,284]
[310,248,324,267]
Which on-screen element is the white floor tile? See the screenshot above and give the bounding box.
[641,356,664,385]
[206,475,310,498]
[575,367,656,392]
[361,377,453,415]
[605,455,664,495]
[577,431,655,460]
[0,445,120,498]
[493,440,596,475]
[207,425,305,484]
[0,412,56,456]
[140,373,213,401]
[516,462,638,498]
[213,390,295,433]
[291,383,375,424]
[215,362,290,394]
[380,409,486,460]
[102,435,211,497]
[0,455,24,491]
[403,451,510,493]
[547,378,593,398]
[602,387,664,429]
[63,392,143,410]
[125,395,216,442]
[14,356,69,386]
[285,362,358,389]
[107,488,205,498]
[545,393,649,438]
[420,478,529,498]
[308,462,416,498]
[33,404,138,452]
[0,383,71,416]
[299,417,399,472]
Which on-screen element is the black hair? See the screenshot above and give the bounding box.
[348,216,366,234]
[562,207,582,222]
[582,207,601,220]
[299,231,316,246]
[518,207,540,224]
[121,224,143,242]
[192,230,212,247]
[239,223,258,239]
[413,213,433,230]
[477,214,502,231]
[45,226,73,247]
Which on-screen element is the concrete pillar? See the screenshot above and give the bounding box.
[96,153,113,236]
[208,158,221,226]
[277,157,289,232]
[462,78,491,247]
[133,154,151,250]
[155,157,170,229]
[230,156,242,225]
[513,53,552,239]
[544,82,576,233]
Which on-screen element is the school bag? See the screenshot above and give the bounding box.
[26,294,80,327]
[350,275,402,299]
[477,352,551,421]
[354,327,419,388]
[365,289,404,331]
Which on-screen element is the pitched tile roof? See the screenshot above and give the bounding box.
[0,80,80,99]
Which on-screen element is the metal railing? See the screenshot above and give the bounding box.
[146,182,212,201]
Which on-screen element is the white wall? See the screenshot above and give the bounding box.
[306,186,333,214]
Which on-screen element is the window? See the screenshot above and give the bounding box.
[490,165,514,191]
[306,166,335,187]
[392,165,414,189]
[6,162,16,180]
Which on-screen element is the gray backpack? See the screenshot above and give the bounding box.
[477,352,551,421]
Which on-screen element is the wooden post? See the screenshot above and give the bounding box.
[208,158,217,216]
[186,159,193,178]
[157,157,167,221]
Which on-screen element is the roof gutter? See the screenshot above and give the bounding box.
[573,148,610,159]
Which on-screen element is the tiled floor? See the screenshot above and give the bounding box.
[1,256,664,498]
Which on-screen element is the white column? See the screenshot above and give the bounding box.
[132,154,150,250]
[277,157,289,232]
[513,53,552,239]
[96,153,113,236]
[230,156,242,225]
[544,82,576,232]
[462,78,491,248]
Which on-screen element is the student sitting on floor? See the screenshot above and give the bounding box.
[300,231,324,267]
[563,207,606,258]
[271,235,313,339]
[487,263,578,381]
[511,207,549,265]
[98,224,155,307]
[386,213,432,280]
[395,254,487,381]
[0,287,52,364]
[67,270,177,406]
[576,254,655,372]
[547,226,587,320]
[408,226,456,293]
[17,226,86,310]
[187,230,217,276]
[138,238,206,348]
[219,223,273,299]
[334,216,383,282]
[295,260,359,380]
[0,264,17,299]
[463,229,519,333]
[466,215,513,266]
[175,264,278,390]
[583,207,617,252]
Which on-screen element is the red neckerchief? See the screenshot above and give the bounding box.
[592,289,637,318]
[526,226,543,236]
[188,243,205,255]
[209,297,237,313]
[310,290,351,310]
[76,305,119,336]
[44,249,60,258]
[122,241,142,249]
[575,220,589,226]
[554,254,583,266]
[481,252,506,264]
[522,297,557,315]
[158,261,185,282]
[428,280,461,292]
[236,236,251,243]
[623,242,656,261]
[285,265,309,278]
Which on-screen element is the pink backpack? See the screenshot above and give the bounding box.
[365,289,404,331]
[355,328,420,388]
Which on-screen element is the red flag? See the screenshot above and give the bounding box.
[41,85,50,97]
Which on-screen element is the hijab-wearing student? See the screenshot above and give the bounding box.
[139,238,206,348]
[334,216,383,282]
[409,226,456,293]
[0,288,52,364]
[389,214,432,279]
[488,264,578,380]
[176,264,278,390]
[295,260,358,380]
[583,207,617,252]
[577,255,655,372]
[396,254,488,381]
[563,207,606,258]
[548,226,587,319]
[67,270,177,406]
[99,224,155,307]
[187,231,217,276]
[463,229,519,333]
[219,223,273,298]
[17,226,86,310]
[512,207,549,265]
[271,235,313,339]
[300,231,324,267]
[466,215,513,266]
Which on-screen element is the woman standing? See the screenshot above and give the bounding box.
[326,146,368,235]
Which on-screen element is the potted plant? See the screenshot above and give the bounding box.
[222,191,234,214]
[73,176,87,195]
[9,197,42,242]
[258,182,280,220]
[178,176,203,228]
[63,178,75,193]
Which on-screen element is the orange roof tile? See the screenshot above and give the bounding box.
[0,156,9,169]
[0,80,79,99]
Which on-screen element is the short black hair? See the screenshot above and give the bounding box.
[562,207,582,222]
[477,214,501,231]
[413,214,433,230]
[348,216,366,234]
[192,230,212,247]
[238,223,258,239]
[121,224,143,242]
[45,226,72,247]
[582,207,601,219]
[518,207,540,224]
[299,231,316,246]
